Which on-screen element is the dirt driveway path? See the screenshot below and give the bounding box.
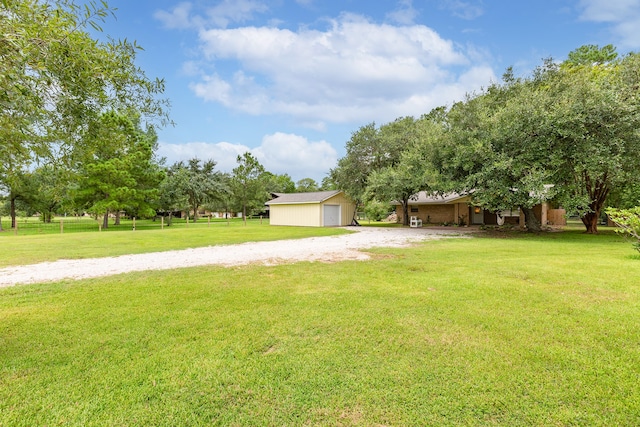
[0,227,472,287]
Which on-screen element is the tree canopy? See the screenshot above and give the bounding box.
[160,158,228,222]
[231,152,267,224]
[72,111,164,228]
[333,45,640,233]
[1,0,169,228]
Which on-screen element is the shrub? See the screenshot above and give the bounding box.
[606,207,640,253]
[364,200,391,221]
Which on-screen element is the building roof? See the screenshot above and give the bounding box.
[266,190,345,205]
[393,191,471,205]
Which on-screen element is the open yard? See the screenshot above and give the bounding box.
[0,219,349,268]
[1,226,639,425]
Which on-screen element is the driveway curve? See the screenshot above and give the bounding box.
[0,227,472,287]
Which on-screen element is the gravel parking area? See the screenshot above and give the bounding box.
[0,227,472,287]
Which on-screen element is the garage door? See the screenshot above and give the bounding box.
[323,204,340,227]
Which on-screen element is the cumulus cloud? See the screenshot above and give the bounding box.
[158,133,338,181]
[154,2,196,29]
[440,0,484,20]
[387,0,420,25]
[188,13,493,127]
[157,141,250,173]
[252,133,338,179]
[154,0,268,30]
[579,0,640,48]
[205,0,269,28]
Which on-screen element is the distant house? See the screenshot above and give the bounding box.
[266,190,356,227]
[394,191,566,226]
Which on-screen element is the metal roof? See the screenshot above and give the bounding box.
[266,190,344,205]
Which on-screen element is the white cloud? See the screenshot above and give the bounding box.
[154,0,268,30]
[205,0,269,28]
[252,133,338,180]
[158,133,338,181]
[157,141,249,173]
[154,2,195,29]
[387,0,419,25]
[189,13,493,127]
[440,0,484,20]
[579,0,640,48]
[579,0,638,22]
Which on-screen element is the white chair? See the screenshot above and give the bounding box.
[410,216,422,228]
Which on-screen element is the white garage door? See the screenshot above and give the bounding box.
[323,204,340,227]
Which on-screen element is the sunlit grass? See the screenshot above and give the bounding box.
[0,219,350,268]
[1,230,639,425]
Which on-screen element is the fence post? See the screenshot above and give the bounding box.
[208,215,211,227]
[161,216,164,230]
[260,215,263,225]
[133,217,136,231]
[186,215,189,228]
[14,220,18,236]
[60,219,63,234]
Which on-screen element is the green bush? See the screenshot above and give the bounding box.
[606,207,640,252]
[364,200,391,221]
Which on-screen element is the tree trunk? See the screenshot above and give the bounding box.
[10,196,16,229]
[114,210,121,226]
[0,216,3,231]
[581,211,600,234]
[190,198,199,222]
[243,204,247,226]
[401,199,410,226]
[521,206,542,233]
[102,211,109,229]
[168,212,173,226]
[580,174,609,234]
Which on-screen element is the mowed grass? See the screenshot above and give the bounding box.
[1,229,640,425]
[0,219,349,268]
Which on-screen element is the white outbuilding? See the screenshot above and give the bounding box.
[266,190,356,227]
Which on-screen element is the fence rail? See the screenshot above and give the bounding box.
[0,216,267,236]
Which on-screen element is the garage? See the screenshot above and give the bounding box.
[266,191,356,227]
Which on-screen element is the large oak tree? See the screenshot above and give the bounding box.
[1,0,168,228]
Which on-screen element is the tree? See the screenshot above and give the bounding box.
[157,167,189,225]
[330,123,383,211]
[319,176,337,191]
[295,178,319,192]
[436,46,640,233]
[544,47,640,233]
[20,164,69,223]
[231,152,267,224]
[364,200,390,221]
[331,119,415,221]
[72,111,164,228]
[1,0,169,226]
[606,207,640,253]
[366,115,443,226]
[1,168,30,229]
[163,158,227,222]
[262,172,295,194]
[436,71,558,233]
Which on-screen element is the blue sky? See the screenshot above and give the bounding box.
[96,0,640,182]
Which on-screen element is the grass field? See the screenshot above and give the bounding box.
[0,215,272,236]
[0,219,349,268]
[1,226,639,425]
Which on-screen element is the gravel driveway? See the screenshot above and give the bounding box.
[0,227,472,287]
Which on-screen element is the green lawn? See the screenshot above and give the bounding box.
[0,215,271,236]
[1,229,639,425]
[0,219,349,268]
